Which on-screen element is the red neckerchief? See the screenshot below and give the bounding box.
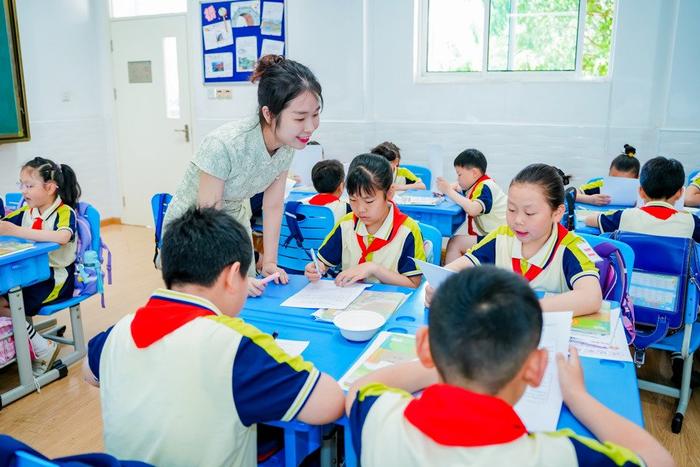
[640,205,677,220]
[355,202,408,264]
[130,294,216,348]
[511,223,568,282]
[467,174,491,236]
[404,384,527,447]
[308,193,340,206]
[31,201,64,230]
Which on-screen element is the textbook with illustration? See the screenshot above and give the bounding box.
[312,290,408,322]
[339,332,417,390]
[571,301,612,337]
[0,240,34,258]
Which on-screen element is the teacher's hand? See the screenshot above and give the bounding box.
[262,262,289,285]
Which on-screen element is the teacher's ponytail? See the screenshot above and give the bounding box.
[251,55,322,126]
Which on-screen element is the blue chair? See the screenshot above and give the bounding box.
[278,203,335,274]
[579,233,635,305]
[418,222,442,265]
[402,164,432,190]
[150,193,172,265]
[687,168,700,187]
[34,203,104,370]
[610,232,700,433]
[4,192,24,214]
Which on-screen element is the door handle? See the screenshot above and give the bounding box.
[174,124,190,142]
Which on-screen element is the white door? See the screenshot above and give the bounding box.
[111,15,192,226]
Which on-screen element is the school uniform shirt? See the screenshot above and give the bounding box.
[302,193,351,224]
[317,203,426,282]
[87,289,320,467]
[463,174,507,237]
[348,383,644,467]
[580,177,604,195]
[465,223,600,293]
[3,196,77,305]
[597,201,700,242]
[690,174,700,190]
[394,167,420,186]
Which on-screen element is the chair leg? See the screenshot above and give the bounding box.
[31,317,57,333]
[42,305,87,367]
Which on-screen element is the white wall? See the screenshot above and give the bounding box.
[0,0,120,218]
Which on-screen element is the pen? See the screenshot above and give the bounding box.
[272,331,279,340]
[259,272,280,285]
[310,248,324,277]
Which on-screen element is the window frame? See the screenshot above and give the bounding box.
[413,0,619,84]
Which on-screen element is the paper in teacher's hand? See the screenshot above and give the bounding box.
[600,176,639,206]
[413,258,455,290]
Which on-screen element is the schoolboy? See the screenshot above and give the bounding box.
[85,207,344,467]
[437,149,507,263]
[303,159,351,223]
[346,266,674,467]
[586,156,700,241]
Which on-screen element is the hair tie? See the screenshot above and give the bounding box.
[626,152,635,158]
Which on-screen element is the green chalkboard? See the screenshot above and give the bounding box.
[0,0,29,142]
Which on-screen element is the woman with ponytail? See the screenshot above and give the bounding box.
[0,156,82,375]
[163,55,323,295]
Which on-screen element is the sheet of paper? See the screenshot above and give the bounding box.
[288,144,323,185]
[204,53,233,79]
[231,1,261,27]
[570,308,632,362]
[202,20,233,50]
[260,38,285,57]
[394,195,441,206]
[514,311,572,432]
[235,36,258,72]
[339,332,418,390]
[281,280,370,309]
[600,176,639,206]
[275,339,309,357]
[261,2,284,36]
[312,290,408,322]
[414,258,455,290]
[283,177,297,199]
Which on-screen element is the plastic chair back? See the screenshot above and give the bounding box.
[278,203,335,273]
[150,193,173,247]
[402,164,432,190]
[4,192,24,214]
[687,168,699,187]
[418,222,442,265]
[579,233,634,304]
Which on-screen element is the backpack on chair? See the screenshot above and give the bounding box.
[74,202,112,307]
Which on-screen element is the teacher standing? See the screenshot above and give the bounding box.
[163,55,322,295]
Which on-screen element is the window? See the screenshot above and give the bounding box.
[418,0,615,80]
[162,37,181,119]
[110,0,187,18]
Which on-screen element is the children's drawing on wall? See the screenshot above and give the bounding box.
[236,36,258,72]
[260,39,284,57]
[205,53,234,78]
[261,2,283,36]
[202,20,233,50]
[231,1,261,27]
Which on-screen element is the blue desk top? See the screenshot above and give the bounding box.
[0,237,58,266]
[243,275,643,433]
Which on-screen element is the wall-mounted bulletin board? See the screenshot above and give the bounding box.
[0,0,29,143]
[200,0,285,84]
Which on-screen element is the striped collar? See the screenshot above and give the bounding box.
[466,174,491,200]
[511,223,567,268]
[404,384,527,447]
[355,202,396,240]
[130,289,222,348]
[29,195,64,222]
[639,200,678,220]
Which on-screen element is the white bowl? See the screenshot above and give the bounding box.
[333,310,386,342]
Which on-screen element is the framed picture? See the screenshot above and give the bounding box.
[0,0,30,143]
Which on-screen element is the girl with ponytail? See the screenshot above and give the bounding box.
[0,156,82,375]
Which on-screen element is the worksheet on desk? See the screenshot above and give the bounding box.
[514,311,572,432]
[281,280,370,309]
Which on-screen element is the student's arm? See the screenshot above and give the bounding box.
[539,275,602,316]
[304,260,329,282]
[436,178,483,216]
[261,171,290,284]
[335,263,421,288]
[0,222,72,244]
[83,326,114,388]
[558,347,675,467]
[296,373,345,424]
[584,212,601,227]
[345,361,439,415]
[685,185,700,207]
[393,179,427,191]
[577,191,611,206]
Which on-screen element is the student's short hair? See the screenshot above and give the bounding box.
[430,266,543,393]
[161,207,252,288]
[609,144,640,177]
[311,159,345,194]
[370,141,401,162]
[640,156,685,200]
[346,153,393,198]
[454,148,487,173]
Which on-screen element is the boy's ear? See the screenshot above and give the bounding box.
[415,326,435,369]
[638,186,649,202]
[223,261,242,292]
[670,186,684,203]
[521,348,548,388]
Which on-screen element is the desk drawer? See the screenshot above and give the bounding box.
[0,255,51,294]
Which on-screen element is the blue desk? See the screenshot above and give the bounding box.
[288,189,465,237]
[243,276,643,466]
[0,237,60,407]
